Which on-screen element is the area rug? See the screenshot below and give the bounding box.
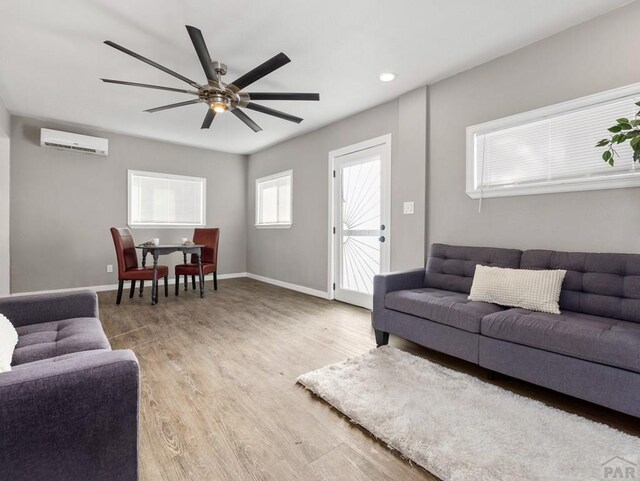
[297,346,640,481]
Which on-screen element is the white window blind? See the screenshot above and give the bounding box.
[128,170,205,227]
[466,83,640,199]
[255,170,292,228]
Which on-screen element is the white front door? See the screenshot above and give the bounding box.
[330,135,391,309]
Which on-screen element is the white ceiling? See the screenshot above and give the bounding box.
[0,0,633,154]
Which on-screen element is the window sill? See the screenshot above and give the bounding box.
[255,224,292,229]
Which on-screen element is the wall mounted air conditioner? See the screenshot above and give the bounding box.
[40,128,108,156]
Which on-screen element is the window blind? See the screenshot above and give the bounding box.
[129,171,205,227]
[468,87,640,198]
[256,172,292,226]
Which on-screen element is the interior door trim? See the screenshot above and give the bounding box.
[327,133,392,305]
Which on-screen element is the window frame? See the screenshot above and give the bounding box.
[127,169,206,229]
[466,82,640,199]
[255,169,293,229]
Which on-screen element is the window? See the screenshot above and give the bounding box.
[466,83,640,199]
[255,170,292,228]
[128,170,205,228]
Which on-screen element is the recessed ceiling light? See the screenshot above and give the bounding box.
[379,72,396,82]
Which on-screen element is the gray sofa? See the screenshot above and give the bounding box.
[373,243,640,418]
[0,290,139,481]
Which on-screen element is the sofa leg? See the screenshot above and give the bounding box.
[213,272,218,290]
[374,329,389,347]
[129,280,136,299]
[116,280,124,305]
[164,276,168,297]
[175,275,179,296]
[486,370,498,381]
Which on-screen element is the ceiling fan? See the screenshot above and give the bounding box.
[101,25,320,132]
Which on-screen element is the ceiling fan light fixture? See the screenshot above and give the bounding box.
[378,72,396,82]
[210,101,228,113]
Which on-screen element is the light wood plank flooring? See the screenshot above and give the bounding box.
[98,278,639,481]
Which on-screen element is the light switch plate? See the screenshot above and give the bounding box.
[106,265,113,273]
[403,201,415,215]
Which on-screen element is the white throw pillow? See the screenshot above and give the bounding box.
[468,265,567,314]
[0,313,18,373]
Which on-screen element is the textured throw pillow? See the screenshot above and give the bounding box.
[468,265,567,314]
[0,313,18,373]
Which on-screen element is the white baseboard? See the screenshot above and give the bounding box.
[9,272,248,296]
[246,273,330,299]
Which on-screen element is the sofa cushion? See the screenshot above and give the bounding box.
[385,288,506,333]
[521,249,640,324]
[12,318,110,366]
[425,244,522,294]
[481,308,640,374]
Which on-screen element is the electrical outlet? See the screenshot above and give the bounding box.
[106,265,113,273]
[403,201,415,215]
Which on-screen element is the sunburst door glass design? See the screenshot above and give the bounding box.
[340,155,381,294]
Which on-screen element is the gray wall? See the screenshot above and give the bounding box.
[10,116,247,293]
[247,87,427,293]
[428,1,640,254]
[0,97,10,295]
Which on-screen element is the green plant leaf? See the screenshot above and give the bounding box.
[631,136,640,149]
[636,101,640,106]
[619,123,633,130]
[609,125,622,133]
[596,139,610,147]
[631,120,640,126]
[626,131,639,139]
[603,150,612,162]
[617,118,630,124]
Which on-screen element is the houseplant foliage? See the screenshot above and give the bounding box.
[597,100,640,165]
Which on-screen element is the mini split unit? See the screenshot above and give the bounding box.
[40,128,109,156]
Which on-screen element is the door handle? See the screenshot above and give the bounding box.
[378,236,386,243]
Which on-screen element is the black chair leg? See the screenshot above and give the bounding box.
[175,275,180,296]
[184,275,188,291]
[129,280,136,299]
[139,280,144,297]
[191,275,196,289]
[116,280,124,305]
[213,272,218,290]
[164,276,168,297]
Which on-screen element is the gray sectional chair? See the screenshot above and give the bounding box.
[0,290,139,481]
[373,243,640,418]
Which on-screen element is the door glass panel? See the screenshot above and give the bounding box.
[340,155,381,294]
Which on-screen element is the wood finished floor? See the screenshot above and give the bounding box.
[98,278,640,481]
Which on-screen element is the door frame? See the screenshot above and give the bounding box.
[327,133,392,303]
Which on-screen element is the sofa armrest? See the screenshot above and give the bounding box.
[373,268,425,315]
[0,290,99,327]
[0,350,139,481]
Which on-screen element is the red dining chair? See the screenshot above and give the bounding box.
[110,227,169,304]
[175,228,220,296]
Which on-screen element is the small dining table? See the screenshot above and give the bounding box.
[136,243,205,305]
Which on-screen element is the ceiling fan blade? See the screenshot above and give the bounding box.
[144,99,201,113]
[185,25,217,82]
[231,108,262,132]
[244,102,303,124]
[227,52,291,93]
[246,92,319,101]
[104,40,201,89]
[101,79,198,95]
[201,109,216,129]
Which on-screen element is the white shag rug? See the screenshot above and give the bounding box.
[297,346,640,481]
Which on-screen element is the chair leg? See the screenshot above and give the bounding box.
[164,276,168,297]
[129,280,136,298]
[116,280,124,305]
[139,280,144,297]
[192,275,196,289]
[175,274,180,296]
[184,275,188,291]
[213,272,218,290]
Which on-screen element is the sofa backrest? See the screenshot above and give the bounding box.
[425,244,522,294]
[521,250,640,323]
